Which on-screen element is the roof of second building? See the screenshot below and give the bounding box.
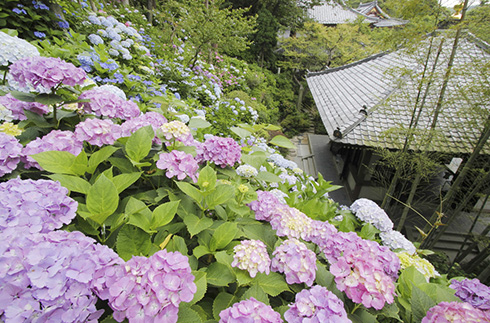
[307,1,377,25]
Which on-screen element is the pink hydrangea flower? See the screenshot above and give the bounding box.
[422,301,490,323]
[219,298,282,323]
[284,285,350,323]
[272,238,317,286]
[269,205,313,240]
[231,240,271,278]
[0,132,22,177]
[247,190,286,222]
[156,150,199,182]
[8,56,86,93]
[22,130,83,169]
[120,111,167,143]
[0,93,49,120]
[79,89,141,119]
[75,118,122,147]
[196,135,241,168]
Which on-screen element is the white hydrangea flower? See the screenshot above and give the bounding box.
[350,198,393,232]
[236,164,258,178]
[380,230,416,255]
[0,31,39,66]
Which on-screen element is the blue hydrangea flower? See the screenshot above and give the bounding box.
[88,34,104,45]
[33,31,46,38]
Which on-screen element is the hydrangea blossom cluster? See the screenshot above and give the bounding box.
[0,133,22,177]
[79,89,141,119]
[0,31,39,66]
[120,111,167,143]
[284,285,351,323]
[268,153,298,170]
[93,250,196,322]
[0,93,50,120]
[8,56,86,93]
[197,135,241,168]
[231,240,271,278]
[380,230,416,254]
[0,230,122,322]
[450,278,490,310]
[160,120,194,146]
[396,252,439,282]
[350,198,393,232]
[0,178,78,236]
[271,238,317,286]
[22,130,83,169]
[269,205,313,240]
[156,150,199,182]
[236,164,258,178]
[422,301,490,323]
[219,298,282,323]
[0,122,22,136]
[75,118,122,147]
[247,190,285,221]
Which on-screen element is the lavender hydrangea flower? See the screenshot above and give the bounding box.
[232,240,271,278]
[247,190,285,221]
[268,153,298,170]
[284,285,351,323]
[93,249,196,323]
[219,298,282,323]
[8,56,86,93]
[350,198,393,232]
[79,88,141,120]
[422,301,490,323]
[0,31,40,66]
[0,93,50,120]
[88,33,104,45]
[196,135,241,168]
[156,150,199,182]
[0,133,22,177]
[380,230,416,255]
[450,278,490,310]
[159,120,194,146]
[120,111,167,143]
[98,84,127,100]
[22,130,83,169]
[0,178,78,235]
[272,238,317,286]
[0,230,122,322]
[236,164,258,178]
[75,118,122,147]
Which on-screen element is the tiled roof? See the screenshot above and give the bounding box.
[307,1,377,25]
[306,32,490,154]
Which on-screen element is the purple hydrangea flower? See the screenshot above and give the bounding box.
[247,190,285,222]
[120,111,167,144]
[79,89,141,119]
[0,133,22,177]
[75,118,122,147]
[0,178,78,235]
[159,120,194,146]
[231,240,271,278]
[350,198,393,232]
[272,238,317,286]
[22,130,83,169]
[269,205,313,240]
[156,150,199,182]
[0,230,122,322]
[8,56,86,93]
[450,278,490,310]
[422,301,490,323]
[219,298,282,323]
[196,135,241,168]
[93,250,196,323]
[0,93,50,120]
[284,285,351,323]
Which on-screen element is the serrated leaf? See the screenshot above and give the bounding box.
[10,90,36,102]
[112,172,142,193]
[125,125,153,162]
[241,283,270,305]
[269,135,296,149]
[255,272,289,297]
[189,271,207,305]
[126,198,152,233]
[411,285,436,323]
[235,269,253,286]
[359,223,379,240]
[205,185,235,209]
[209,223,238,251]
[230,126,252,139]
[198,164,217,191]
[349,308,377,323]
[86,174,119,224]
[213,292,237,321]
[241,151,267,169]
[206,262,235,287]
[176,181,204,205]
[116,224,152,261]
[177,304,202,323]
[183,214,213,237]
[255,171,282,183]
[34,93,64,105]
[31,151,82,175]
[87,146,119,174]
[193,245,212,259]
[47,174,91,194]
[151,200,179,230]
[188,117,211,129]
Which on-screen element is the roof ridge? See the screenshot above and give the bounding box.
[306,51,389,77]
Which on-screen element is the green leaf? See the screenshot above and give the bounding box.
[126,198,152,233]
[10,90,36,102]
[198,164,217,191]
[109,157,137,173]
[86,174,119,224]
[241,283,270,305]
[359,223,379,240]
[213,292,237,321]
[72,150,88,176]
[235,269,253,286]
[189,271,207,305]
[214,251,235,272]
[112,172,142,194]
[349,308,377,323]
[183,214,213,237]
[255,171,282,183]
[230,126,252,139]
[34,93,64,105]
[31,151,86,175]
[177,304,202,323]
[269,135,296,149]
[418,283,459,303]
[166,235,188,255]
[125,125,153,162]
[411,285,436,323]
[206,262,235,287]
[176,182,203,205]
[116,224,152,261]
[397,266,427,299]
[47,174,91,194]
[151,200,180,230]
[87,146,119,174]
[209,222,238,251]
[188,117,211,129]
[193,245,212,259]
[205,184,235,208]
[255,272,289,297]
[241,151,267,169]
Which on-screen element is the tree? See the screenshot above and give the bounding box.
[248,9,279,68]
[465,3,490,43]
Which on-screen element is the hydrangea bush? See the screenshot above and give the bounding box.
[0,1,486,322]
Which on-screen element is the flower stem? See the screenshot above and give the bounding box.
[351,303,361,314]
